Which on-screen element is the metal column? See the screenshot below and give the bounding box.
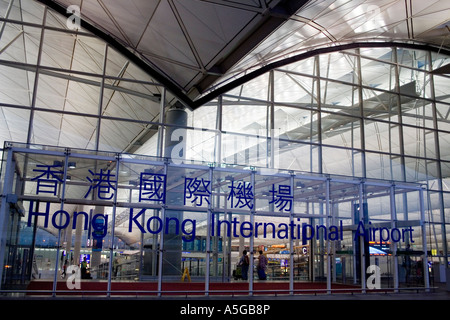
[52,152,70,297]
[326,177,331,294]
[419,187,430,291]
[289,172,295,295]
[0,148,15,288]
[390,183,399,292]
[248,170,256,296]
[204,166,213,296]
[106,154,121,297]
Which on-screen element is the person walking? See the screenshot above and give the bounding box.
[257,250,267,280]
[239,250,250,280]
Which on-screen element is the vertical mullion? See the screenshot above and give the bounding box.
[26,7,47,145]
[157,88,166,158]
[356,48,366,178]
[52,151,70,297]
[106,154,121,297]
[95,44,108,151]
[428,51,448,265]
[390,183,399,292]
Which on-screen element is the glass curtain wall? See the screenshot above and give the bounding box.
[0,0,448,296]
[0,142,429,296]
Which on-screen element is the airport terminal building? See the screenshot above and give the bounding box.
[0,0,449,297]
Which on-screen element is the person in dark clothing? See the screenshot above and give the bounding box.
[257,250,267,280]
[239,250,250,280]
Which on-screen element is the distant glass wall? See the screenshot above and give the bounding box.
[191,47,450,268]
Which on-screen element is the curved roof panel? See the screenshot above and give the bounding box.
[40,0,308,105]
[227,0,450,75]
[33,0,450,107]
